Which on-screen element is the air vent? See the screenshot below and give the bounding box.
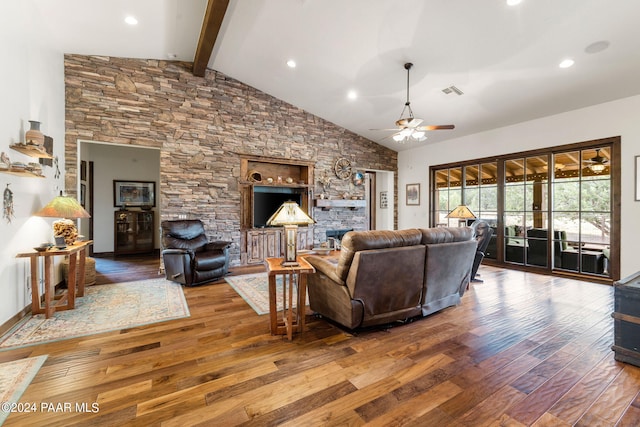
[442,85,464,96]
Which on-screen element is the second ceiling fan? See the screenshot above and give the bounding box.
[373,62,455,143]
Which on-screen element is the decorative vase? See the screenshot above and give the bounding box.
[25,120,45,147]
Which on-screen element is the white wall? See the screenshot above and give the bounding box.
[0,2,66,325]
[81,142,160,253]
[375,171,394,230]
[398,94,640,278]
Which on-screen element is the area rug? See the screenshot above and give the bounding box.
[0,355,47,425]
[225,273,308,315]
[0,278,189,350]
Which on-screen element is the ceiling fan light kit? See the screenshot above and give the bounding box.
[372,62,455,143]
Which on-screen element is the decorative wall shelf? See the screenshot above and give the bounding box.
[10,144,53,159]
[0,169,45,178]
[314,199,366,210]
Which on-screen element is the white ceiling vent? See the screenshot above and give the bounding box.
[442,85,464,96]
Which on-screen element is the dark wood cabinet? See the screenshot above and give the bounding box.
[114,210,155,255]
[239,155,315,264]
[244,227,314,264]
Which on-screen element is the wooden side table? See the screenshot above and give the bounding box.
[264,256,315,340]
[16,240,93,318]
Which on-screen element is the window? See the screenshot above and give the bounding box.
[430,138,619,281]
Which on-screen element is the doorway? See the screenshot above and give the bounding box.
[78,141,161,255]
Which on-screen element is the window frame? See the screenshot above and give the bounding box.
[429,137,620,282]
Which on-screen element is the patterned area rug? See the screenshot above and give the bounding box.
[0,279,189,350]
[0,355,47,425]
[225,273,308,315]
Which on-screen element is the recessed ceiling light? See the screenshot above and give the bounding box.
[125,16,138,25]
[506,0,522,6]
[559,58,575,69]
[286,59,296,68]
[347,90,357,100]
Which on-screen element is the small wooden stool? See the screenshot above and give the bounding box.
[62,256,96,286]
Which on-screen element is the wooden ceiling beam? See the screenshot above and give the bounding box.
[193,0,230,77]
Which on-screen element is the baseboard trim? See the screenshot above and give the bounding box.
[0,305,31,336]
[0,279,66,336]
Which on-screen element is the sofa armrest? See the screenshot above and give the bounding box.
[305,255,344,285]
[163,248,194,257]
[205,241,232,251]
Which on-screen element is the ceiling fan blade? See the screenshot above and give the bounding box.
[395,117,423,128]
[416,124,455,131]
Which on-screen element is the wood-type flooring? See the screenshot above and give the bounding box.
[1,253,639,426]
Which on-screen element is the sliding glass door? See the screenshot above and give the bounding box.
[430,138,618,281]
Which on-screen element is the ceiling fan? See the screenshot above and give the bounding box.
[585,148,609,173]
[371,62,455,143]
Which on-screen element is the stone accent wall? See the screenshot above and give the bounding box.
[64,55,397,264]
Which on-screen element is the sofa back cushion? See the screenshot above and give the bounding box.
[336,229,423,282]
[420,226,473,244]
[161,220,208,252]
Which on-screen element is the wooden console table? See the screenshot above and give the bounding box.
[16,240,93,318]
[264,256,315,340]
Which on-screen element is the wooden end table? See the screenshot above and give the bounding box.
[16,240,93,318]
[264,256,315,340]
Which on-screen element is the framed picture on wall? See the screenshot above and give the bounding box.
[380,191,388,209]
[113,180,156,207]
[406,183,420,206]
[80,183,86,207]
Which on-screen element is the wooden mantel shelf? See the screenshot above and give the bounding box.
[314,199,366,210]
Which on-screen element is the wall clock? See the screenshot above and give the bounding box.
[334,157,353,180]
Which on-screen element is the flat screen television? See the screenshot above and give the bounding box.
[253,186,304,228]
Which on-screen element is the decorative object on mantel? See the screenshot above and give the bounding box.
[334,157,353,180]
[266,200,315,266]
[317,171,332,199]
[3,184,14,223]
[353,171,364,186]
[25,120,45,148]
[35,193,91,246]
[247,169,262,182]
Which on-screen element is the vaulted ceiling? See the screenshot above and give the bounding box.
[30,0,640,151]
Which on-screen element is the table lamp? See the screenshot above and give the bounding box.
[446,204,476,227]
[266,200,315,266]
[35,193,90,247]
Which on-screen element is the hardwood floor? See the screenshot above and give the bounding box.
[2,254,639,426]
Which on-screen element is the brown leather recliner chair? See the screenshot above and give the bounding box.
[161,220,231,286]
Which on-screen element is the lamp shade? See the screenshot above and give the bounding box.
[266,201,314,226]
[445,205,476,219]
[35,195,90,219]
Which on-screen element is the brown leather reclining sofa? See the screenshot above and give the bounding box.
[305,227,476,329]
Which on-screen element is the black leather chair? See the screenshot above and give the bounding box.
[161,220,232,286]
[471,220,493,282]
[526,228,567,268]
